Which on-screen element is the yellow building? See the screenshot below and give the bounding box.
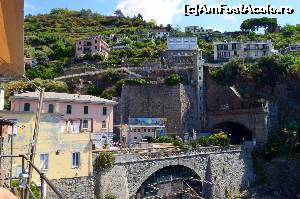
[0,111,93,182]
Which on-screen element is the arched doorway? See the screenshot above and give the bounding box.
[136,165,202,199]
[212,122,253,144]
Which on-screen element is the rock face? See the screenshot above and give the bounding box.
[94,146,254,199]
[242,158,300,199]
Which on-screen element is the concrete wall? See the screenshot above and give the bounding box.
[94,146,254,199]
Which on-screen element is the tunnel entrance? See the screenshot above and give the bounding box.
[212,122,253,145]
[136,165,202,199]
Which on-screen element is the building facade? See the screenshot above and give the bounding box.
[147,29,170,38]
[167,36,198,51]
[75,35,110,59]
[0,112,92,182]
[126,118,167,146]
[162,37,199,67]
[9,92,117,148]
[213,40,274,62]
[185,26,213,34]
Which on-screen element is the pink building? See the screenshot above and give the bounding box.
[75,35,110,59]
[9,92,117,148]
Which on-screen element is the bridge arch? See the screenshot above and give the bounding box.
[134,164,203,198]
[130,161,206,198]
[212,121,253,144]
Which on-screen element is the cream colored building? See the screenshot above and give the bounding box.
[0,111,93,182]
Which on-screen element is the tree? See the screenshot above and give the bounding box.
[281,25,297,37]
[114,9,125,18]
[136,13,143,20]
[240,17,277,32]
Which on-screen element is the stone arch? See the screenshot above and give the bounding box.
[212,121,253,144]
[131,161,204,196]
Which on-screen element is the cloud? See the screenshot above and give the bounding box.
[116,0,184,25]
[223,15,236,21]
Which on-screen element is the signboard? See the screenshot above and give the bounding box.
[0,0,24,78]
[128,118,167,126]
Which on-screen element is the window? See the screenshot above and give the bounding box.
[48,104,54,113]
[67,105,72,114]
[16,166,22,177]
[95,46,98,49]
[102,120,107,129]
[138,129,140,132]
[82,119,88,129]
[148,129,151,132]
[72,152,80,168]
[24,103,30,112]
[95,40,97,43]
[84,106,88,114]
[40,154,49,170]
[102,107,107,115]
[143,129,146,132]
[134,129,136,132]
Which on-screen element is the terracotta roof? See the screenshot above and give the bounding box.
[10,91,117,105]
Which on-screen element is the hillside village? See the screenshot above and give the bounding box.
[0,7,300,199]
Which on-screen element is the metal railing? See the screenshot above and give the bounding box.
[1,154,65,199]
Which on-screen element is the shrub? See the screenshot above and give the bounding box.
[198,136,209,146]
[154,136,173,143]
[209,132,230,146]
[105,193,117,199]
[173,139,184,148]
[94,152,115,172]
[188,140,198,149]
[164,74,182,86]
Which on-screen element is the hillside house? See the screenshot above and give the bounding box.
[75,35,110,59]
[213,40,274,62]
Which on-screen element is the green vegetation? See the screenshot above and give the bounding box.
[173,139,184,148]
[208,132,230,146]
[94,152,115,172]
[24,8,167,80]
[210,55,300,88]
[105,193,117,199]
[263,121,300,160]
[164,74,183,86]
[198,136,209,146]
[154,136,173,143]
[240,17,277,32]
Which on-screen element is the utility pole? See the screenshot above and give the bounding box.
[25,88,44,199]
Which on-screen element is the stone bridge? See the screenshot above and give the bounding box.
[94,145,254,199]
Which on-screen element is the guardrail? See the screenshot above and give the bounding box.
[1,155,65,199]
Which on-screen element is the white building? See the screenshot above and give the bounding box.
[147,29,170,38]
[185,26,213,34]
[213,40,274,62]
[167,36,198,51]
[288,43,300,52]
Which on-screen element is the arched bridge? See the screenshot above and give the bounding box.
[94,146,254,199]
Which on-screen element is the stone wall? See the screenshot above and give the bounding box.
[119,83,198,136]
[94,146,254,199]
[47,176,94,199]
